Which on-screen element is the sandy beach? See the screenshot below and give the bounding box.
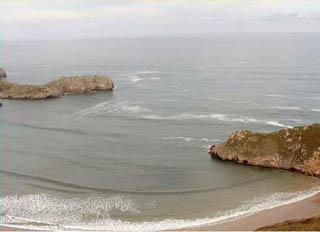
[178,192,320,231]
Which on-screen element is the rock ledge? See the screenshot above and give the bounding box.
[0,68,7,78]
[209,123,320,177]
[0,75,114,99]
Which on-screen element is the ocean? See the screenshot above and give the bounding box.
[1,33,320,230]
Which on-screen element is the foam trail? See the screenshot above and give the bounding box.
[266,94,287,98]
[135,71,160,75]
[162,136,220,142]
[75,101,150,117]
[266,121,292,128]
[142,113,295,129]
[149,77,160,80]
[132,78,143,83]
[247,118,260,123]
[272,106,301,111]
[310,109,320,112]
[142,113,227,121]
[131,77,160,83]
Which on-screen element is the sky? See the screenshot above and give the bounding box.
[1,0,320,40]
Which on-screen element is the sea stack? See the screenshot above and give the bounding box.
[0,75,114,99]
[209,123,320,177]
[0,68,7,78]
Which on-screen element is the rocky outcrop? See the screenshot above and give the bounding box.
[0,75,114,99]
[0,68,7,78]
[256,215,320,231]
[209,123,320,177]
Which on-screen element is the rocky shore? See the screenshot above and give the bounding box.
[0,75,114,99]
[209,123,320,177]
[0,68,7,78]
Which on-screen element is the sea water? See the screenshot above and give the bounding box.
[1,33,320,230]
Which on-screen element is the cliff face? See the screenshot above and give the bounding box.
[0,75,114,99]
[0,68,7,78]
[209,123,320,177]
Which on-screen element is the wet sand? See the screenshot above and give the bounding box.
[179,192,320,231]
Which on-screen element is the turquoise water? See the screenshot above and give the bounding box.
[1,33,320,230]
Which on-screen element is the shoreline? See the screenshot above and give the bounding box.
[179,192,320,231]
[1,191,320,231]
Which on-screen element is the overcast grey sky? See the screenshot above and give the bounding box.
[1,0,320,40]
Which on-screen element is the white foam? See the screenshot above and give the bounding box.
[131,78,143,83]
[142,113,227,121]
[142,113,261,124]
[246,118,260,123]
[1,194,140,230]
[142,113,295,130]
[230,118,246,122]
[135,71,160,75]
[272,106,301,111]
[162,136,220,143]
[149,77,160,80]
[266,121,292,128]
[287,118,301,122]
[266,94,286,98]
[75,101,150,117]
[131,77,160,83]
[1,188,319,231]
[310,109,320,112]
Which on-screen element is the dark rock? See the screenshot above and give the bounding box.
[0,68,7,78]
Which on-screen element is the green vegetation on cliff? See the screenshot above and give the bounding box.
[0,75,114,99]
[210,123,320,177]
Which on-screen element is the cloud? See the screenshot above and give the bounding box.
[1,0,320,40]
[259,12,320,21]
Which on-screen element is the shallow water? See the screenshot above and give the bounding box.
[1,33,320,230]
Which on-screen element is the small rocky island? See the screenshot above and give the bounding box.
[0,75,114,99]
[209,123,320,177]
[0,68,7,78]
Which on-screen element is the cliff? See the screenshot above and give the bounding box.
[209,123,320,177]
[0,75,114,99]
[256,215,320,231]
[0,68,7,78]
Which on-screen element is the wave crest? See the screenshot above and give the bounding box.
[1,188,319,231]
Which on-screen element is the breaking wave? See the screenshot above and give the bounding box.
[310,109,320,112]
[1,188,319,231]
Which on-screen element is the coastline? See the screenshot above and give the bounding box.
[179,192,320,231]
[1,191,320,231]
